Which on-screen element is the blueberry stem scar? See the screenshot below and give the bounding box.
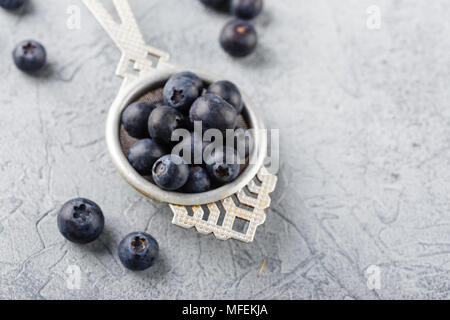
[131,236,147,252]
[23,42,37,54]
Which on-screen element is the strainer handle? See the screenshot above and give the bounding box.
[81,0,170,84]
[170,166,278,243]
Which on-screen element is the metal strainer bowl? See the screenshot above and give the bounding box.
[106,68,266,206]
[83,0,277,242]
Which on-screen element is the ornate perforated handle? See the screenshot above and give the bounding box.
[170,167,277,243]
[82,0,169,85]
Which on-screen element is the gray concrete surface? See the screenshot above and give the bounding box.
[0,0,449,300]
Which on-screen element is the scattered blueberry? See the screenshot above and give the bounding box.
[13,40,47,72]
[234,126,253,158]
[220,19,257,57]
[121,101,156,139]
[163,73,201,113]
[231,0,263,20]
[199,0,229,11]
[118,232,159,271]
[152,154,190,191]
[207,80,243,114]
[148,105,185,144]
[190,94,237,132]
[183,166,212,193]
[0,0,25,10]
[57,198,105,244]
[128,139,167,175]
[206,147,241,184]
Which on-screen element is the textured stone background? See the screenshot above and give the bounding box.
[0,0,449,300]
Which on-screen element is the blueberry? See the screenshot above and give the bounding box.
[231,0,263,20]
[128,139,167,175]
[176,71,204,93]
[118,232,159,271]
[163,73,201,113]
[148,105,185,144]
[206,147,241,184]
[207,80,243,114]
[173,132,209,165]
[57,198,104,244]
[152,154,190,191]
[13,40,47,72]
[234,126,253,158]
[220,20,257,57]
[183,166,212,193]
[0,0,25,9]
[190,94,237,132]
[199,0,229,11]
[121,101,156,139]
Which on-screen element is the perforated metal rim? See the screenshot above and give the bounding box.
[106,66,267,205]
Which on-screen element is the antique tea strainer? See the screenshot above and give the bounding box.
[82,0,277,243]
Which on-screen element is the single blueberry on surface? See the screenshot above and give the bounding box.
[220,19,257,57]
[207,80,243,114]
[199,0,229,11]
[206,147,241,184]
[57,198,104,244]
[121,101,156,138]
[152,154,190,191]
[13,40,47,72]
[183,166,212,193]
[148,105,185,144]
[128,139,167,175]
[0,0,25,9]
[163,73,201,113]
[231,0,263,20]
[118,232,159,271]
[190,94,237,132]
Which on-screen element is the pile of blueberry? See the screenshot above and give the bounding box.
[1,0,47,73]
[58,198,159,271]
[122,71,252,193]
[199,0,263,57]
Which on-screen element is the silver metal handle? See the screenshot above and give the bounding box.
[82,0,170,84]
[170,167,277,243]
